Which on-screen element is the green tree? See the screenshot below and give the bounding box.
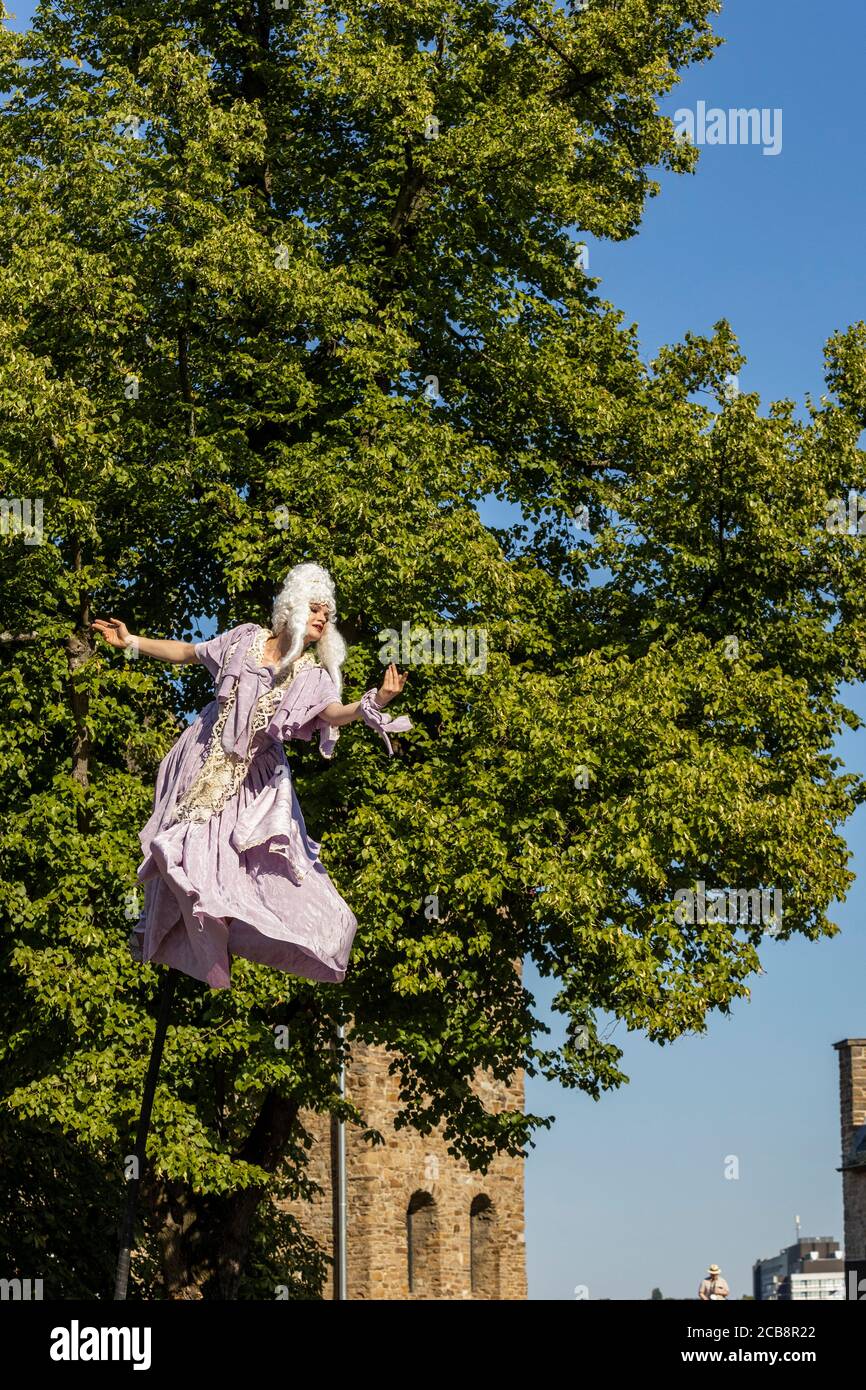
[3,0,865,1300]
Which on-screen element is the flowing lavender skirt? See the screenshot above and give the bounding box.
[134,699,358,990]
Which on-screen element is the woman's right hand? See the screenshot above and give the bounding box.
[375,662,408,708]
[92,617,132,650]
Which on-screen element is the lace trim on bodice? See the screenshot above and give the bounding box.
[168,628,319,825]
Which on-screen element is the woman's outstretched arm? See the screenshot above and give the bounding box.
[91,617,198,664]
[321,662,408,725]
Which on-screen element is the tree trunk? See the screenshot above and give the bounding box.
[143,1000,314,1299]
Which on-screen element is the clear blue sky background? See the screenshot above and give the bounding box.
[4,0,865,1301]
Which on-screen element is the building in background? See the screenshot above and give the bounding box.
[279,1034,526,1299]
[833,1037,866,1300]
[752,1238,844,1301]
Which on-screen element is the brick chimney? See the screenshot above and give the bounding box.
[833,1038,866,1295]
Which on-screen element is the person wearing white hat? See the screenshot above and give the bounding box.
[698,1263,730,1300]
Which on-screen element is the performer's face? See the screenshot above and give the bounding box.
[304,601,330,645]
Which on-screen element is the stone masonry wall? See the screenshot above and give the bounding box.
[280,1037,527,1300]
[834,1037,866,1267]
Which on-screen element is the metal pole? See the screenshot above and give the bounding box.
[114,967,178,1300]
[336,1018,348,1300]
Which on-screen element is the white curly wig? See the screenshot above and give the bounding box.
[270,562,347,695]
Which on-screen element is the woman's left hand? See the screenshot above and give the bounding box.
[376,663,408,707]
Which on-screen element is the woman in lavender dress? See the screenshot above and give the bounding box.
[92,563,410,991]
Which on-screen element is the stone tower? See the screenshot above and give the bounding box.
[280,1036,527,1299]
[833,1037,866,1296]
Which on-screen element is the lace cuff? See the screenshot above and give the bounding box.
[358,688,412,756]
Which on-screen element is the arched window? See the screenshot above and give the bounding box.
[407,1191,441,1297]
[470,1195,500,1297]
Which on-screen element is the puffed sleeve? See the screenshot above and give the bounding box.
[193,624,254,681]
[264,666,342,758]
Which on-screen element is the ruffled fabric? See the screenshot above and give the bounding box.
[215,624,321,761]
[358,687,413,755]
[136,744,355,990]
[171,631,327,826]
[229,763,317,886]
[214,622,263,758]
[264,665,342,757]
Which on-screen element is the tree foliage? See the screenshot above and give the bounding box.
[2,0,865,1298]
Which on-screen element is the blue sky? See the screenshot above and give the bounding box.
[519,0,866,1302]
[5,0,865,1301]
